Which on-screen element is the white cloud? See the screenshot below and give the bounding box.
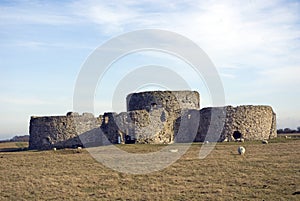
[71,0,300,114]
[0,2,76,25]
[2,1,299,64]
[69,0,300,71]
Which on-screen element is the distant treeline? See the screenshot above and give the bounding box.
[0,135,29,143]
[277,127,300,134]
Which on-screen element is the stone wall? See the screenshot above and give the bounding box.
[91,107,183,145]
[29,112,102,150]
[29,90,277,150]
[100,112,121,144]
[174,109,200,143]
[100,109,173,144]
[195,107,227,142]
[125,90,200,144]
[133,108,172,144]
[196,105,277,142]
[126,91,200,115]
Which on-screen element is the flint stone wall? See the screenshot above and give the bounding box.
[125,91,200,144]
[126,91,200,115]
[133,108,172,144]
[99,112,137,144]
[29,90,277,149]
[174,109,200,143]
[195,105,277,142]
[29,112,102,150]
[100,108,173,144]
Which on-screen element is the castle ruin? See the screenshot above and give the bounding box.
[29,90,277,150]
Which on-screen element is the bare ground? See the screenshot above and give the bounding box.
[0,139,299,200]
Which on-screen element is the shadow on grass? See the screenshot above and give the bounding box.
[0,147,29,152]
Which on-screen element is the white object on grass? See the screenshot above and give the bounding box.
[238,146,245,155]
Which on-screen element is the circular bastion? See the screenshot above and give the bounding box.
[126,90,200,115]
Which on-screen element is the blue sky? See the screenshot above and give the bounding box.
[0,0,299,139]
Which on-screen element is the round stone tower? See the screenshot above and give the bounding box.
[196,105,277,142]
[126,90,200,114]
[126,90,200,144]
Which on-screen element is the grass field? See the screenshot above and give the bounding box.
[0,139,299,200]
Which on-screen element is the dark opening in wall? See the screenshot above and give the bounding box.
[42,137,50,146]
[151,103,157,110]
[233,131,242,139]
[125,135,136,144]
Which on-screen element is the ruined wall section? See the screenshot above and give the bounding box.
[29,90,278,149]
[100,109,173,144]
[126,91,200,115]
[195,107,226,142]
[100,112,120,144]
[29,112,102,150]
[196,105,277,142]
[225,105,277,141]
[174,109,200,143]
[133,108,172,144]
[270,111,277,139]
[125,90,200,144]
[99,112,138,144]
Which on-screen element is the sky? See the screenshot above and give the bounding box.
[0,0,299,139]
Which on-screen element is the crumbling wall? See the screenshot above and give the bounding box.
[196,105,277,142]
[270,111,277,139]
[29,112,102,150]
[29,90,278,149]
[126,90,200,144]
[100,112,137,144]
[126,91,200,115]
[195,107,227,142]
[174,109,200,143]
[100,112,120,144]
[100,109,173,144]
[133,108,172,144]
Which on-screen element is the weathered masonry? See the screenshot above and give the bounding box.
[29,90,277,150]
[29,112,102,150]
[195,105,277,142]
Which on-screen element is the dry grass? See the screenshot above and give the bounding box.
[0,140,299,200]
